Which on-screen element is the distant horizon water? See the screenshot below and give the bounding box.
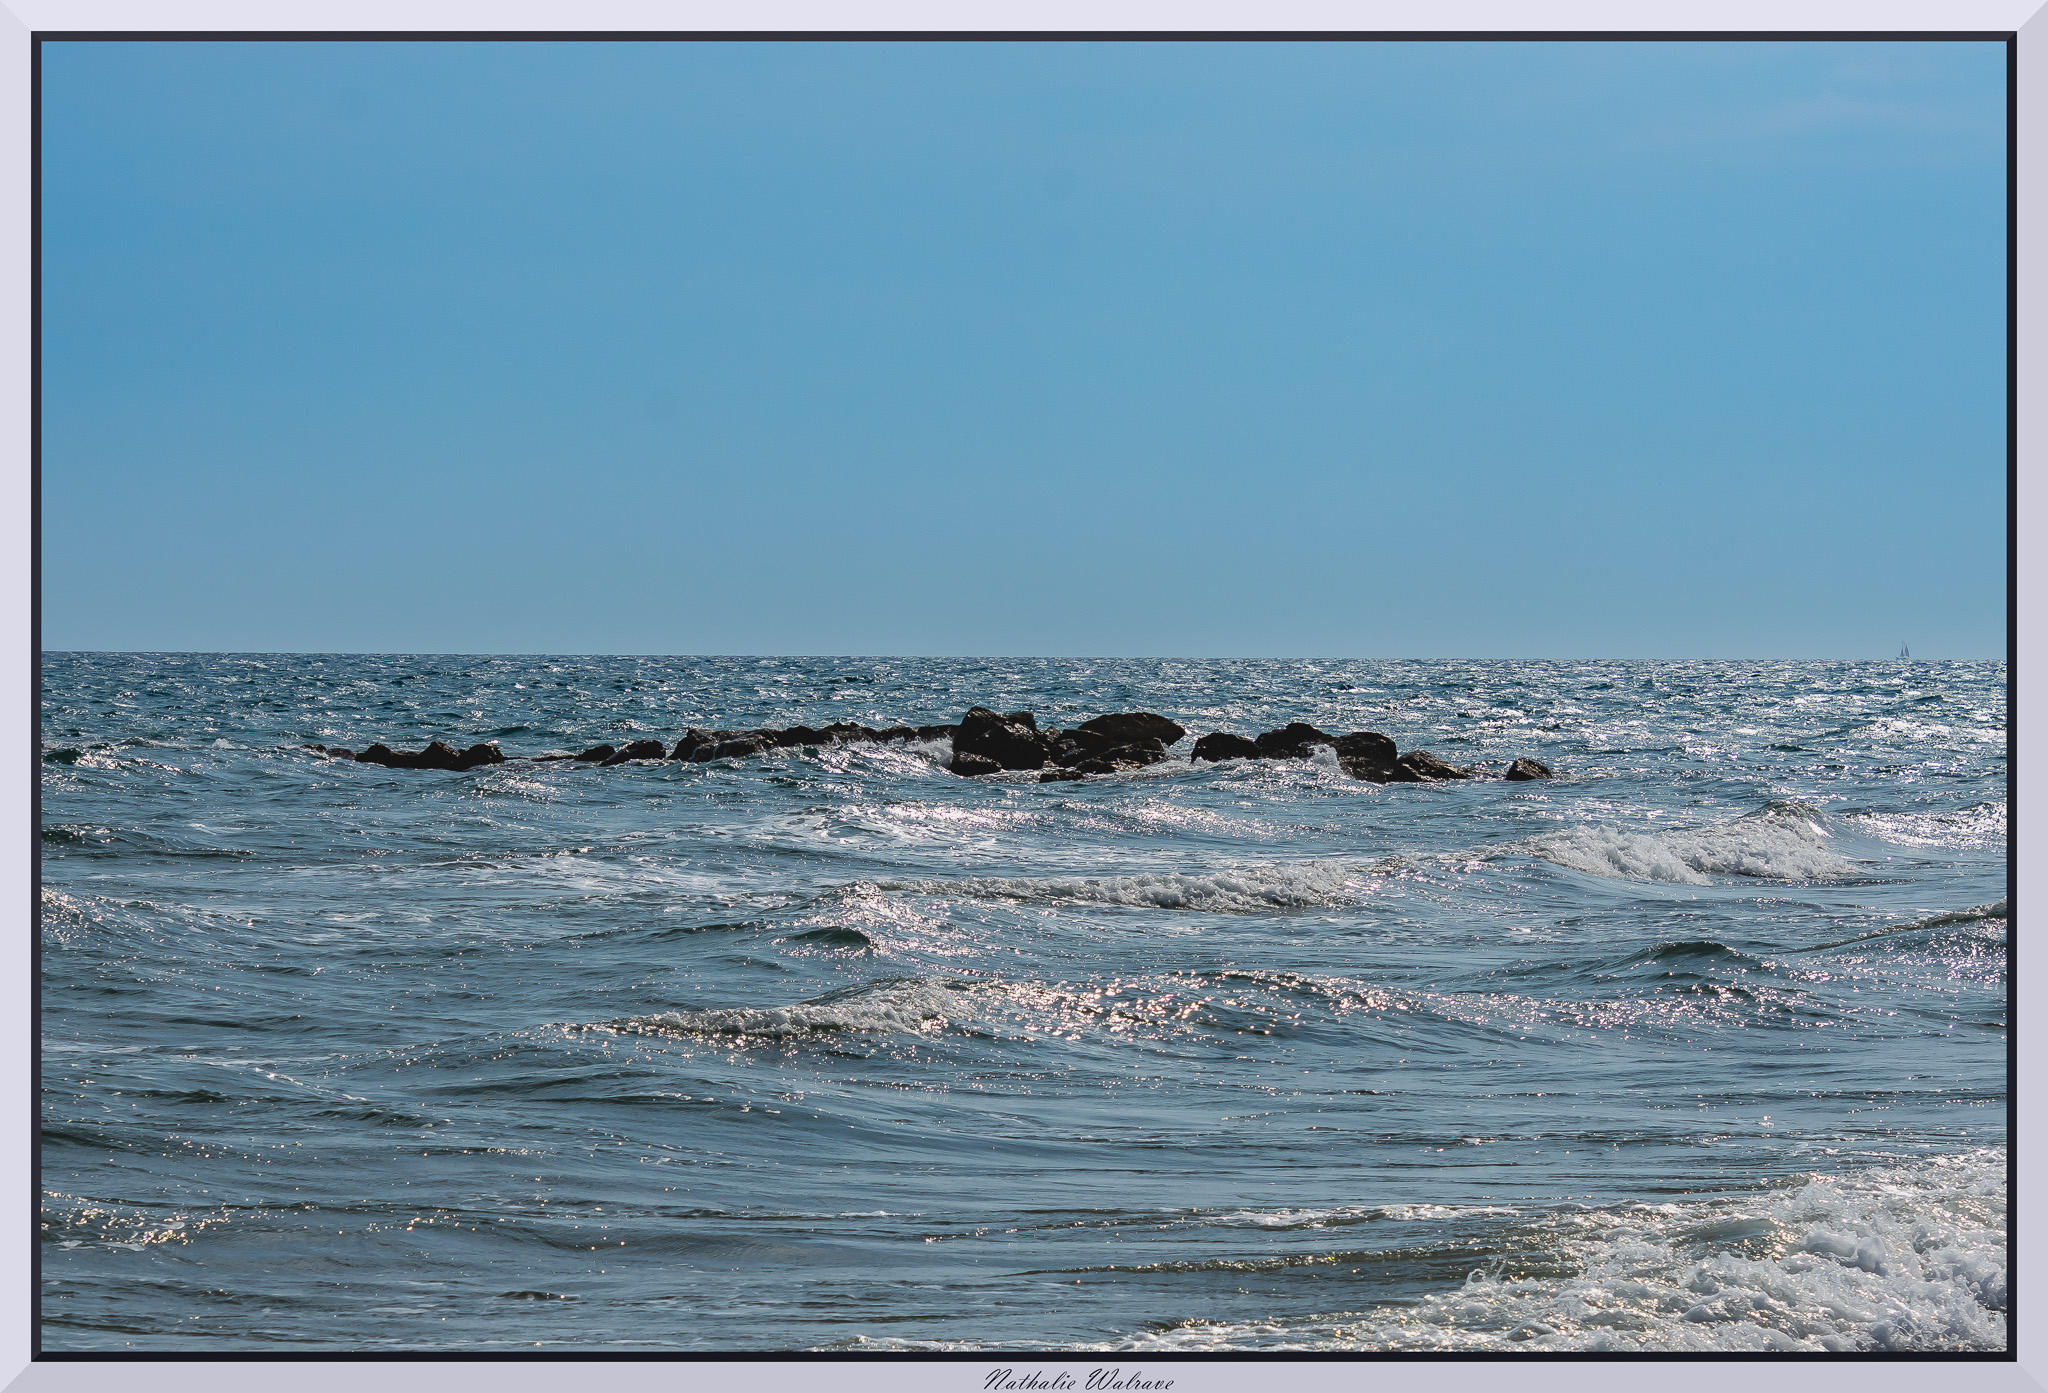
[38,650,2008,661]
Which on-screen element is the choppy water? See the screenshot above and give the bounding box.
[38,655,2008,1352]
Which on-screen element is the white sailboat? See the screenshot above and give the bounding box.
[1900,641,1911,660]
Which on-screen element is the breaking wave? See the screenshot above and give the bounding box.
[1516,802,1858,884]
[1105,1149,2006,1353]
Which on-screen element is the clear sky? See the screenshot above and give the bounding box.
[39,39,2007,658]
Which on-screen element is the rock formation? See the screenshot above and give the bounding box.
[952,707,1052,771]
[1397,750,1469,781]
[1191,732,1260,763]
[313,702,1551,785]
[353,740,505,772]
[1255,723,1336,759]
[1076,712,1185,747]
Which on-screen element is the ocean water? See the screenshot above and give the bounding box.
[37,654,2008,1353]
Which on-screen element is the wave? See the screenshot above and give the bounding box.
[600,977,961,1040]
[1516,802,1858,884]
[875,862,1356,913]
[1794,900,2008,954]
[1101,1149,2006,1353]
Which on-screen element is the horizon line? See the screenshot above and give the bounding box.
[36,649,2007,662]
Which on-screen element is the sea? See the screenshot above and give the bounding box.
[36,654,2009,1353]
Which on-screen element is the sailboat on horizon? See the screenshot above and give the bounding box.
[1901,641,1911,660]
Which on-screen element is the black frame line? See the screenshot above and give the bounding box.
[26,26,2022,1364]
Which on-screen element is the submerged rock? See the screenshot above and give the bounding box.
[950,751,1003,777]
[600,740,668,766]
[1191,731,1261,763]
[571,744,617,764]
[1038,766,1086,783]
[1505,757,1554,781]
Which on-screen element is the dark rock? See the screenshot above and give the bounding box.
[876,726,919,742]
[1255,723,1336,759]
[1039,767,1086,782]
[707,735,770,761]
[773,726,827,748]
[821,722,879,743]
[1333,731,1400,782]
[1049,727,1118,766]
[670,729,722,760]
[572,744,617,764]
[600,740,668,766]
[1192,731,1261,763]
[356,742,440,769]
[1078,712,1185,747]
[421,741,466,769]
[352,740,498,771]
[1114,738,1170,768]
[953,706,1049,771]
[1005,711,1038,731]
[1396,750,1469,781]
[1072,738,1170,775]
[1505,757,1554,781]
[324,748,355,760]
[1333,731,1396,765]
[950,752,1003,777]
[917,724,959,741]
[682,729,754,761]
[451,742,506,771]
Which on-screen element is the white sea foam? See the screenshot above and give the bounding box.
[1516,803,1857,884]
[1109,1149,2006,1353]
[1841,801,2006,851]
[885,861,1357,913]
[605,977,961,1040]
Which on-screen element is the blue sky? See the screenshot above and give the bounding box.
[39,39,2006,657]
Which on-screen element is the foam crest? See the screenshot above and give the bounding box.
[1112,1150,2006,1352]
[604,977,961,1040]
[886,862,1357,912]
[1517,804,1856,884]
[1365,1148,2006,1351]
